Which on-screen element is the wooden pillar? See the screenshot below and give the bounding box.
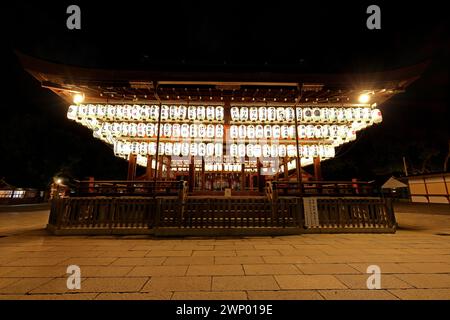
[146,155,153,180]
[313,156,322,181]
[127,154,137,180]
[284,157,289,180]
[201,157,206,191]
[241,163,245,191]
[166,156,172,180]
[188,156,195,192]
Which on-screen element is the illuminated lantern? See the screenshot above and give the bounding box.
[281,125,289,139]
[163,142,172,156]
[285,107,294,122]
[239,107,248,122]
[344,108,354,122]
[303,108,313,122]
[207,124,216,138]
[181,124,190,137]
[146,123,155,137]
[372,108,382,124]
[215,106,224,121]
[149,105,159,120]
[267,107,276,121]
[97,105,107,119]
[238,144,246,157]
[247,125,255,139]
[112,123,122,137]
[121,122,130,136]
[172,123,181,137]
[238,125,247,139]
[163,123,172,137]
[314,125,323,138]
[262,144,271,157]
[231,107,240,121]
[325,145,335,158]
[125,105,134,120]
[67,105,77,120]
[337,108,346,123]
[158,142,165,155]
[215,143,223,156]
[272,125,281,139]
[269,144,278,157]
[206,143,215,156]
[87,104,97,118]
[106,105,116,120]
[230,125,238,139]
[160,105,169,120]
[362,107,371,122]
[113,141,122,156]
[287,145,296,157]
[132,105,141,120]
[297,145,303,157]
[230,144,238,157]
[328,108,337,122]
[190,143,198,156]
[253,144,262,157]
[190,124,198,138]
[139,142,148,155]
[188,106,197,120]
[137,123,146,137]
[115,105,124,120]
[295,108,302,122]
[310,145,319,157]
[198,124,206,138]
[330,125,339,139]
[321,108,330,123]
[206,106,215,121]
[246,144,254,157]
[312,108,321,122]
[131,142,140,155]
[305,125,315,138]
[77,104,87,118]
[148,142,157,155]
[216,124,224,138]
[278,144,287,157]
[140,105,150,120]
[321,125,330,138]
[197,106,206,120]
[249,107,258,121]
[264,125,272,138]
[181,143,190,156]
[121,142,131,155]
[259,107,267,121]
[178,105,187,120]
[298,125,306,138]
[277,108,286,122]
[255,125,264,139]
[302,145,310,158]
[169,105,178,120]
[173,143,181,156]
[288,125,296,138]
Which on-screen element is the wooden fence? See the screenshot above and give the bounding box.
[47,195,396,235]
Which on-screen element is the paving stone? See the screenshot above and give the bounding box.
[0,278,53,294]
[335,275,413,289]
[127,266,188,277]
[212,276,279,291]
[389,289,450,300]
[141,276,211,292]
[395,274,450,288]
[78,277,148,293]
[236,250,280,257]
[263,256,314,264]
[397,263,450,273]
[163,257,214,266]
[172,291,247,300]
[296,264,360,275]
[275,275,347,290]
[187,265,244,276]
[59,257,117,266]
[243,264,301,275]
[247,290,324,300]
[0,266,67,278]
[5,258,68,267]
[111,257,166,266]
[348,263,416,274]
[320,290,399,300]
[146,250,192,257]
[215,257,264,265]
[193,250,236,257]
[96,251,149,258]
[95,292,172,300]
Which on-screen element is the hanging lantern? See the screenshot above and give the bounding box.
[206,106,215,121]
[285,107,294,122]
[247,125,255,139]
[215,106,224,121]
[214,143,223,156]
[67,105,78,120]
[246,144,254,157]
[276,108,286,122]
[190,143,198,156]
[328,108,337,122]
[305,125,315,138]
[148,142,157,155]
[188,106,197,120]
[149,105,159,120]
[180,124,190,138]
[120,122,129,136]
[112,123,122,137]
[169,105,178,120]
[181,142,190,156]
[196,105,205,120]
[298,125,306,138]
[270,144,278,157]
[115,105,124,120]
[287,145,296,157]
[173,143,181,156]
[190,124,198,138]
[255,125,264,139]
[206,143,215,156]
[239,107,248,122]
[216,124,224,138]
[312,108,321,122]
[162,123,171,137]
[253,144,262,157]
[137,123,146,137]
[278,144,287,157]
[172,123,181,137]
[97,105,107,119]
[281,125,289,139]
[158,142,165,155]
[231,107,240,121]
[295,108,302,122]
[178,105,187,120]
[139,142,148,155]
[321,108,330,123]
[267,107,276,121]
[321,125,330,138]
[259,107,267,121]
[139,105,149,120]
[249,107,258,121]
[160,105,169,120]
[264,125,272,138]
[329,125,339,139]
[230,144,238,157]
[146,123,155,137]
[238,144,246,157]
[362,107,371,122]
[87,104,97,118]
[262,144,271,157]
[132,105,141,120]
[131,142,140,155]
[198,124,206,138]
[303,108,313,122]
[106,105,116,120]
[272,125,281,139]
[238,125,247,139]
[207,124,217,138]
[288,125,296,138]
[372,108,382,124]
[314,125,323,138]
[126,105,135,120]
[114,141,123,156]
[310,145,319,157]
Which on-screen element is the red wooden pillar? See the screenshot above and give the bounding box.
[313,156,322,181]
[127,154,137,180]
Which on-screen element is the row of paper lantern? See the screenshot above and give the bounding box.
[68,104,225,122]
[113,140,335,159]
[230,106,381,123]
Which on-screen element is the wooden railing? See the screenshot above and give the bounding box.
[47,190,396,235]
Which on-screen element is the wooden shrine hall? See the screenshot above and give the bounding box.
[18,52,427,236]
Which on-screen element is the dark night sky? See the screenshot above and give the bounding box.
[2,1,449,188]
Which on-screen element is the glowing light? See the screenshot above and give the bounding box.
[358,93,371,104]
[73,93,85,104]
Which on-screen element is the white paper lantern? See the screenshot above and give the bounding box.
[189,124,198,138]
[262,144,271,157]
[160,105,169,120]
[67,105,77,120]
[138,142,147,155]
[259,107,267,121]
[132,105,142,120]
[146,123,155,137]
[188,106,197,120]
[281,125,289,139]
[169,105,178,120]
[238,125,247,139]
[321,108,330,123]
[198,124,206,138]
[278,144,287,157]
[181,143,190,156]
[230,144,238,157]
[190,143,198,156]
[137,123,146,137]
[372,108,382,124]
[148,142,157,155]
[287,145,296,157]
[172,123,181,137]
[106,105,116,120]
[314,125,323,138]
[255,125,264,139]
[295,108,302,122]
[231,107,240,121]
[277,108,286,122]
[215,106,224,121]
[206,106,215,121]
[149,105,159,120]
[272,125,281,139]
[246,144,254,157]
[173,143,181,156]
[179,124,188,138]
[303,108,313,122]
[216,124,224,138]
[207,124,215,138]
[247,125,255,139]
[270,144,278,157]
[131,142,140,155]
[87,104,97,118]
[306,125,315,138]
[162,123,171,137]
[97,105,107,119]
[312,108,321,122]
[264,125,272,138]
[115,105,124,120]
[196,106,205,120]
[239,107,248,122]
[249,107,258,121]
[298,125,306,138]
[178,105,187,120]
[328,108,337,122]
[158,142,165,155]
[206,143,215,156]
[288,125,296,138]
[215,143,223,156]
[253,144,262,157]
[321,125,330,138]
[267,107,276,121]
[238,144,246,157]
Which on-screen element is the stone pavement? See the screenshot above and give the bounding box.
[0,203,449,300]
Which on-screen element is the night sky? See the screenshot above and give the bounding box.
[2,1,449,188]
